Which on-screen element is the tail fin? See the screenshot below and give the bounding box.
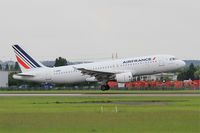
[12,44,45,72]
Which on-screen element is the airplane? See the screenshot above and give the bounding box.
[12,44,186,91]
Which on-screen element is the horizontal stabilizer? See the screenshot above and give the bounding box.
[16,73,35,77]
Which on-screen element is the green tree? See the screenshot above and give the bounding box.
[177,63,197,81]
[54,57,68,67]
[186,63,196,80]
[8,72,21,86]
[194,69,200,79]
[14,62,20,71]
[177,70,187,81]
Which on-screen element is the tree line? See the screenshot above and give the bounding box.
[177,63,200,80]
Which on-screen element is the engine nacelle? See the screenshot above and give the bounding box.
[115,72,133,83]
[86,77,98,82]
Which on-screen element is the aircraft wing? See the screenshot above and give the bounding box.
[75,68,116,81]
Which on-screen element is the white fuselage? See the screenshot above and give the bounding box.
[13,55,185,83]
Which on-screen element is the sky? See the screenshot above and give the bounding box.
[0,0,200,61]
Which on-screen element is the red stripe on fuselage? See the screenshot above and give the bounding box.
[16,56,30,69]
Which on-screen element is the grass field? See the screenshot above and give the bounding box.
[0,95,199,133]
[0,89,200,94]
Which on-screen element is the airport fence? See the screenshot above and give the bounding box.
[108,80,200,90]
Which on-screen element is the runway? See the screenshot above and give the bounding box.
[0,94,199,97]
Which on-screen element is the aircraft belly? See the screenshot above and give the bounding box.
[67,74,86,83]
[52,73,86,84]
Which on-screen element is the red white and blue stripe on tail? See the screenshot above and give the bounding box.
[12,45,43,70]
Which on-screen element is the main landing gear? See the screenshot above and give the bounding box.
[100,84,110,91]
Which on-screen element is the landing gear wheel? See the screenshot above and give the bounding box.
[100,85,110,91]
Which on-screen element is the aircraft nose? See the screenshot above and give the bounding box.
[178,60,186,68]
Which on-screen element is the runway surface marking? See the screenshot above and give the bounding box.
[0,94,199,97]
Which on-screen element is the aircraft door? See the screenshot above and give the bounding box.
[159,58,165,67]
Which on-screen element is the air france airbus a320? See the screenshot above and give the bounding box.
[12,45,186,91]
